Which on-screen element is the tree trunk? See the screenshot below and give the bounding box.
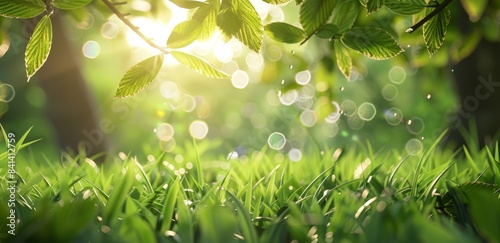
[36,13,108,161]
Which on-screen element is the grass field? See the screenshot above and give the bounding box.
[1,128,500,243]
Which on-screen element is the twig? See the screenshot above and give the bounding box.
[100,0,170,54]
[406,0,455,34]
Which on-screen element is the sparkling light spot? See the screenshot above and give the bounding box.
[384,108,403,126]
[189,120,209,139]
[295,70,311,85]
[231,70,249,89]
[82,41,101,59]
[406,117,425,134]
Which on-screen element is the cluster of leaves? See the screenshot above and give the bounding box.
[1,127,499,242]
[0,0,472,97]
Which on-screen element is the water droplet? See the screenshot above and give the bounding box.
[357,102,377,121]
[407,44,410,48]
[189,120,209,139]
[291,50,295,55]
[451,69,454,72]
[340,86,344,91]
[281,79,285,85]
[426,94,431,99]
[405,28,414,33]
[406,120,412,125]
[289,64,294,69]
[268,132,286,150]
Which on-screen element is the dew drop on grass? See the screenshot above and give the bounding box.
[291,50,295,55]
[340,86,344,91]
[0,83,15,102]
[357,102,377,121]
[156,123,174,141]
[406,138,423,156]
[288,148,302,162]
[268,132,286,150]
[289,64,293,69]
[426,94,432,99]
[281,79,285,85]
[189,120,209,139]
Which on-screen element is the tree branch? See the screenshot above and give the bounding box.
[100,0,170,54]
[406,0,455,34]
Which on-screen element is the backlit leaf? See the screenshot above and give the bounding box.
[171,51,230,79]
[217,0,263,52]
[384,0,425,15]
[300,0,336,35]
[341,27,403,60]
[331,0,360,33]
[25,15,52,81]
[334,39,352,79]
[366,0,384,14]
[193,0,220,39]
[423,3,450,56]
[52,0,93,10]
[0,0,45,19]
[167,20,202,48]
[265,22,305,43]
[263,0,292,4]
[315,24,339,39]
[169,0,207,9]
[115,54,164,98]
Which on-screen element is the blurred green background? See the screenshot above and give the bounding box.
[0,0,458,161]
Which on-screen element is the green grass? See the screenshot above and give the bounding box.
[1,129,500,243]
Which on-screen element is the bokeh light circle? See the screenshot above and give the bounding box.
[405,138,423,156]
[384,108,403,126]
[295,70,311,85]
[268,132,286,150]
[156,123,175,141]
[357,102,377,121]
[406,117,425,134]
[231,70,249,89]
[389,66,406,84]
[0,84,15,102]
[279,90,298,106]
[82,40,101,59]
[381,84,399,101]
[288,148,302,162]
[340,100,357,116]
[189,120,209,139]
[300,110,317,127]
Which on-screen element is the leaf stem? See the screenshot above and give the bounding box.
[100,0,170,54]
[406,0,455,34]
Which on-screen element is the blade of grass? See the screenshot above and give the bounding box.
[228,191,259,243]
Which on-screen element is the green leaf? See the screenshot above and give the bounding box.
[299,0,336,35]
[115,54,164,98]
[315,24,339,39]
[103,164,136,223]
[217,0,263,52]
[25,15,52,81]
[384,0,425,15]
[169,0,207,9]
[331,0,360,33]
[264,22,306,43]
[0,0,45,19]
[171,51,230,79]
[263,0,292,4]
[423,3,451,56]
[52,0,93,10]
[167,20,202,48]
[334,39,351,79]
[341,27,403,60]
[366,0,384,14]
[460,0,487,22]
[193,0,220,39]
[161,178,180,232]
